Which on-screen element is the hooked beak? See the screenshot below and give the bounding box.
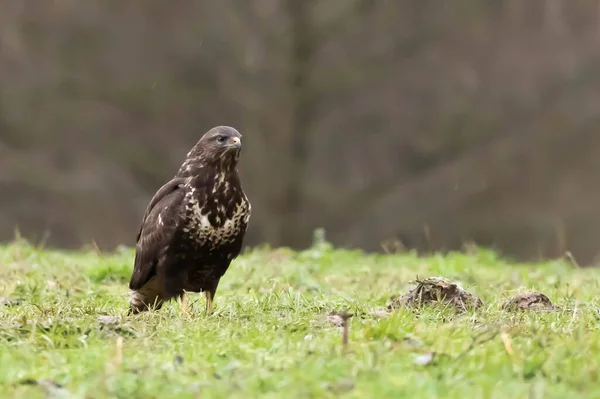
[229,136,241,150]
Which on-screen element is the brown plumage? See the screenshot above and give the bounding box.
[128,126,251,315]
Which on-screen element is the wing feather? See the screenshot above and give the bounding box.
[129,178,187,290]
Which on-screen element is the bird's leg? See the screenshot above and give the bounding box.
[204,290,214,315]
[179,292,192,319]
[204,279,219,315]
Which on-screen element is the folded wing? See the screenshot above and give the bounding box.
[129,178,187,290]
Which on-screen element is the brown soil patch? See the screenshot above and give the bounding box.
[502,292,555,312]
[387,277,483,311]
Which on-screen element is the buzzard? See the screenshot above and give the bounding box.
[128,126,251,315]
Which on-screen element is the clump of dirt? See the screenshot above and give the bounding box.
[502,292,555,312]
[96,315,137,337]
[97,315,121,326]
[387,277,483,312]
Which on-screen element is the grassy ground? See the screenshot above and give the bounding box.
[1,238,600,399]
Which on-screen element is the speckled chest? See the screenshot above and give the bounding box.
[181,177,250,250]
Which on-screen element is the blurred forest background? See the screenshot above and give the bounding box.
[2,1,600,264]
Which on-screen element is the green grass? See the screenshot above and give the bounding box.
[1,238,600,399]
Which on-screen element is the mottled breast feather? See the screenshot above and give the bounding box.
[182,170,250,255]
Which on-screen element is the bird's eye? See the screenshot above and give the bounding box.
[217,135,227,144]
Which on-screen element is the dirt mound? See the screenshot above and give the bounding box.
[387,277,483,312]
[502,292,555,311]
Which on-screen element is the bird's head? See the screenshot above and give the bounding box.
[177,126,244,176]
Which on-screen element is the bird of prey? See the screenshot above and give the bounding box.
[128,126,251,316]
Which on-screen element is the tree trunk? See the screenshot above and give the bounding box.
[281,0,315,247]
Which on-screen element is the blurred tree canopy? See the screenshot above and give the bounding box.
[2,0,600,264]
